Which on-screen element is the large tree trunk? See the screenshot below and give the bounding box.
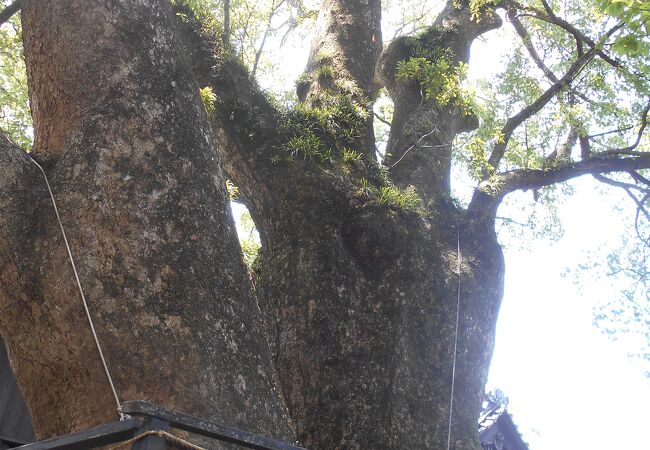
[0,0,511,449]
[0,0,292,442]
[253,182,504,449]
[176,0,504,447]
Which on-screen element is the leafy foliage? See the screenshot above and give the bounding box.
[276,92,368,165]
[600,0,650,57]
[396,56,473,112]
[376,185,423,212]
[467,0,500,22]
[0,9,30,148]
[225,179,240,200]
[236,209,261,270]
[199,86,217,116]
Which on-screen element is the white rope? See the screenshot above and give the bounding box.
[28,156,123,414]
[446,229,462,450]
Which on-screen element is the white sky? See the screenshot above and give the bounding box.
[488,177,650,449]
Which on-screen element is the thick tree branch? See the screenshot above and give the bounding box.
[378,0,501,200]
[174,7,284,215]
[300,0,382,103]
[490,154,650,196]
[481,96,649,200]
[297,0,382,159]
[470,121,650,217]
[0,0,21,26]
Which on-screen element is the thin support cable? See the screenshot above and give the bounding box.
[28,156,122,414]
[446,229,462,450]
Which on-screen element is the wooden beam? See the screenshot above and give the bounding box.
[121,401,306,450]
[14,418,139,450]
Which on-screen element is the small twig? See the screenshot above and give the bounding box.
[592,173,648,193]
[598,98,650,157]
[588,126,635,139]
[373,111,392,127]
[389,128,450,169]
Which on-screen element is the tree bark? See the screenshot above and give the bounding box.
[2,0,598,449]
[297,0,383,159]
[0,0,292,443]
[176,1,505,447]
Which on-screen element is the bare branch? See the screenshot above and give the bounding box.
[486,47,597,171]
[626,191,650,242]
[491,153,650,196]
[589,126,635,139]
[373,111,392,127]
[629,170,650,187]
[598,99,650,157]
[223,0,230,47]
[508,12,559,83]
[538,0,555,18]
[592,173,647,192]
[0,0,21,27]
[251,0,287,77]
[390,7,433,40]
[590,179,650,244]
[508,10,591,104]
[505,1,626,72]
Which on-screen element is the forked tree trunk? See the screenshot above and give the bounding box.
[0,0,292,442]
[1,0,508,449]
[177,0,504,447]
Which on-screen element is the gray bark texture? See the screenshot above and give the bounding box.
[1,0,292,443]
[0,0,511,449]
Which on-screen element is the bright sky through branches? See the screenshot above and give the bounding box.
[470,20,650,450]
